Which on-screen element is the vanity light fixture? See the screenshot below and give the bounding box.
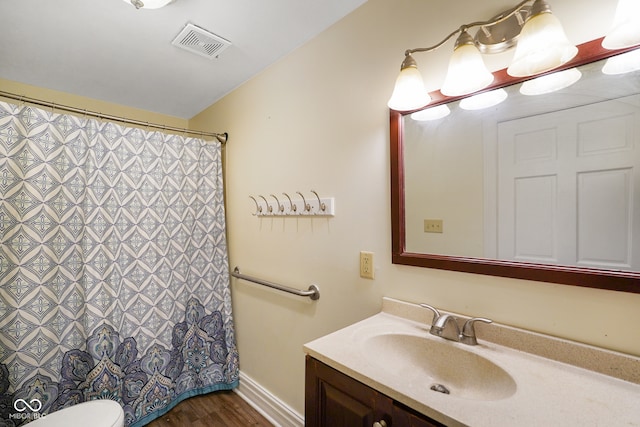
[123,0,174,9]
[602,0,640,49]
[440,30,494,97]
[506,0,577,77]
[388,0,577,111]
[388,54,432,111]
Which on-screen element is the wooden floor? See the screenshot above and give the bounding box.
[145,390,273,427]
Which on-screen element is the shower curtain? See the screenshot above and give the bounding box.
[0,101,239,427]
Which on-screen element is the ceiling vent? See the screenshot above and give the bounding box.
[171,23,231,59]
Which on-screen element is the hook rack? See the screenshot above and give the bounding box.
[249,190,335,217]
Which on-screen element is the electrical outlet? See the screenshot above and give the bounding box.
[360,251,374,279]
[424,219,443,233]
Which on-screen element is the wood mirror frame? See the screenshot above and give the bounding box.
[390,38,640,294]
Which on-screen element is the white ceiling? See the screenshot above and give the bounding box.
[0,0,367,119]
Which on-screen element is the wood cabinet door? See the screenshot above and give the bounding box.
[305,356,448,427]
[305,356,392,427]
[392,401,446,427]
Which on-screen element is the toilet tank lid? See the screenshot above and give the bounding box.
[29,400,125,427]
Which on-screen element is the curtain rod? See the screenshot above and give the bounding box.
[0,90,228,144]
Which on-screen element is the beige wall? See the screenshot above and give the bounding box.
[190,0,640,416]
[404,114,485,256]
[3,0,638,419]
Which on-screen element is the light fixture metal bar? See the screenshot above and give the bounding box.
[404,0,532,56]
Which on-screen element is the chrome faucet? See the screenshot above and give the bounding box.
[460,316,492,345]
[420,304,492,345]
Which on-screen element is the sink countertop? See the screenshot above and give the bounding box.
[303,297,640,427]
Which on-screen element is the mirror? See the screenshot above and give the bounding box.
[390,39,640,293]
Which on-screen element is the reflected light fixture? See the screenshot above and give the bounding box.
[459,89,508,110]
[410,105,451,121]
[123,0,174,9]
[602,0,640,49]
[388,0,577,111]
[519,67,581,95]
[602,49,640,75]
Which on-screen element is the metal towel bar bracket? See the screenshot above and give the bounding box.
[231,266,320,301]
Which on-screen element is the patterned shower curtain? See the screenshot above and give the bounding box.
[0,101,239,427]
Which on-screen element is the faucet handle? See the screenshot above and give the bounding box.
[419,303,441,323]
[460,317,492,345]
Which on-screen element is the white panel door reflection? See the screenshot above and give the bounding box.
[497,95,640,270]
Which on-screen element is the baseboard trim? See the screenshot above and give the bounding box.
[234,371,304,427]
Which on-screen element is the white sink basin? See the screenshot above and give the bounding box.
[361,333,517,401]
[305,299,640,427]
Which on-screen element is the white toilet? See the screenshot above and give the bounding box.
[28,399,124,427]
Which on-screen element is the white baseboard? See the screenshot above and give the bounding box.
[234,371,305,427]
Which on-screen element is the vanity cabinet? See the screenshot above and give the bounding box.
[305,356,445,427]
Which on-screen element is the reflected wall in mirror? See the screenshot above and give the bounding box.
[390,39,640,293]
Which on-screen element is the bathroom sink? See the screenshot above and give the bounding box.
[305,299,640,427]
[361,333,517,401]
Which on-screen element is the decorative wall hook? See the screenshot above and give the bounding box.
[283,192,297,213]
[296,191,311,213]
[259,195,273,214]
[270,194,285,214]
[249,196,262,216]
[310,190,326,214]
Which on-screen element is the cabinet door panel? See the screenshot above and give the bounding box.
[306,356,391,427]
[321,381,375,426]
